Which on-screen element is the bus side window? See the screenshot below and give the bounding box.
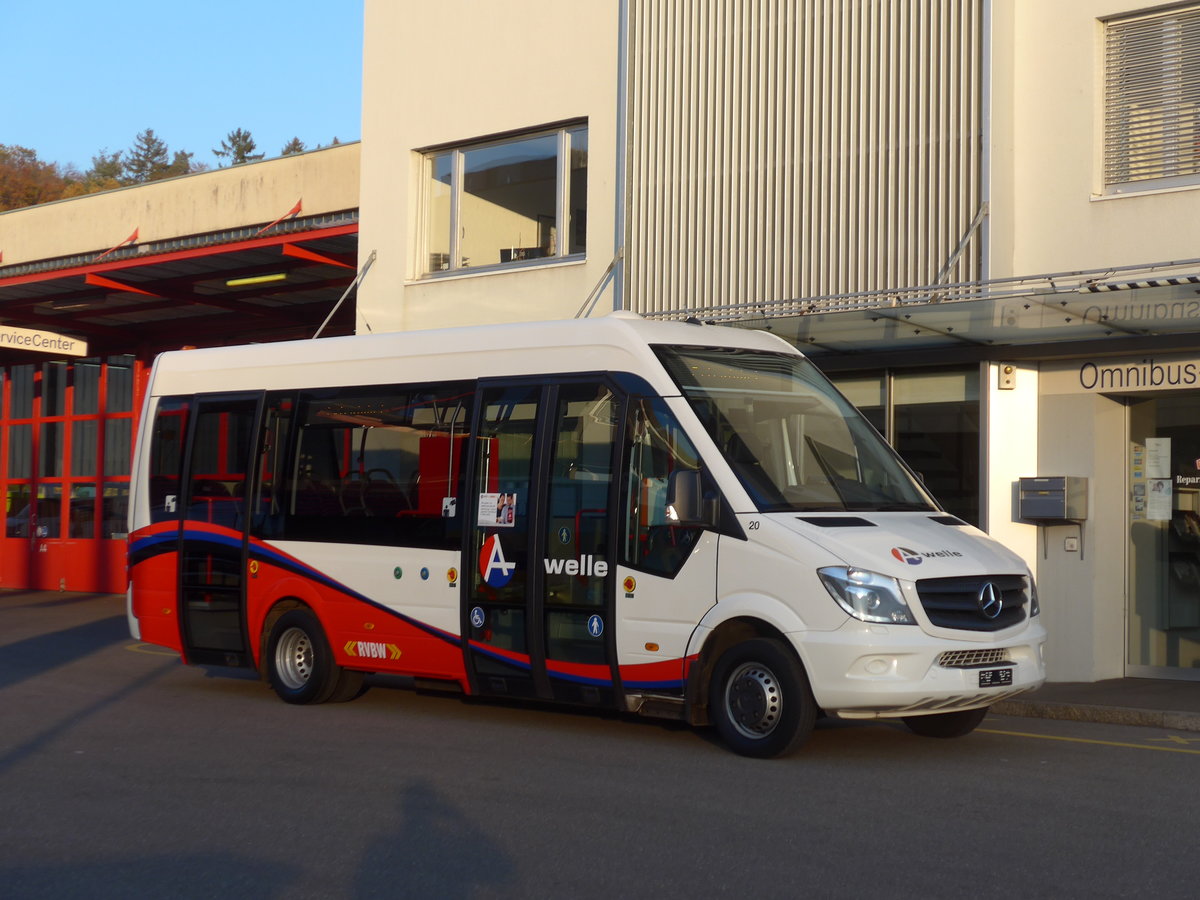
[185,402,254,529]
[252,394,294,538]
[148,397,190,523]
[622,398,704,576]
[278,383,471,550]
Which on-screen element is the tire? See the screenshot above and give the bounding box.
[709,638,816,758]
[326,669,369,703]
[903,706,989,738]
[266,608,350,705]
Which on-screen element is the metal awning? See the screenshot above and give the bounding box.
[652,259,1200,363]
[0,211,360,359]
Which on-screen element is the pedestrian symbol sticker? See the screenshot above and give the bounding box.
[587,614,604,637]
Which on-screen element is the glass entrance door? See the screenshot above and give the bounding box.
[1128,395,1200,679]
[464,380,620,704]
[465,383,542,699]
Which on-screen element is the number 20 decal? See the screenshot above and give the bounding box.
[748,520,761,530]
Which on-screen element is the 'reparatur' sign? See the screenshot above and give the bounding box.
[0,325,87,357]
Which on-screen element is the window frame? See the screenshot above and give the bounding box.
[1102,5,1200,195]
[420,121,587,277]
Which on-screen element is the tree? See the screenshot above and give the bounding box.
[59,151,124,199]
[123,128,171,183]
[213,128,264,166]
[280,137,306,156]
[0,144,67,211]
[89,150,124,182]
[163,150,196,179]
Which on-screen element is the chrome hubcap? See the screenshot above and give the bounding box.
[275,626,314,690]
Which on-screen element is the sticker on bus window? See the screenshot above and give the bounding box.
[479,535,515,587]
[478,492,517,528]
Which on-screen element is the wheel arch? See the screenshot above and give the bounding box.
[248,571,326,674]
[685,615,809,726]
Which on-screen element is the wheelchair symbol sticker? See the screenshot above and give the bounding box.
[470,606,486,629]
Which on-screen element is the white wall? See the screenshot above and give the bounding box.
[1036,362,1129,681]
[991,1,1200,278]
[0,144,360,264]
[985,360,1040,568]
[358,0,618,332]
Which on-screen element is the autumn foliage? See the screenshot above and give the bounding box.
[0,145,70,211]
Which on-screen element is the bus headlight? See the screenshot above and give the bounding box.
[818,566,916,625]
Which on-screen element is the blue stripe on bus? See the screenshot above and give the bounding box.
[131,526,463,649]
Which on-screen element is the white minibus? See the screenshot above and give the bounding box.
[127,311,1045,757]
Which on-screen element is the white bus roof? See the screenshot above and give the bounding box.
[147,311,801,397]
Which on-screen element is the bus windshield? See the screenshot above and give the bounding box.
[657,345,938,513]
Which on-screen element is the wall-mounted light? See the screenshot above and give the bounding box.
[226,273,287,288]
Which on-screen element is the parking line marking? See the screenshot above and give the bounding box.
[979,727,1200,756]
[125,642,177,657]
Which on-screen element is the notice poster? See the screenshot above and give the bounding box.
[1131,443,1146,520]
[1146,437,1172,521]
[478,492,517,527]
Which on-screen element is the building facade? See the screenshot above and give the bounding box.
[0,145,362,592]
[357,0,1200,683]
[6,1,1200,685]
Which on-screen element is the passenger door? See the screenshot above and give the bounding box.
[463,380,621,706]
[177,393,261,666]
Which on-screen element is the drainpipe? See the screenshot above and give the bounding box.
[613,0,629,311]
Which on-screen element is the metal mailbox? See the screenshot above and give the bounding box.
[1018,476,1088,521]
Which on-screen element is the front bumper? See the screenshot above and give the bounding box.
[793,619,1047,719]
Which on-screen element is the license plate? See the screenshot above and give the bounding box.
[979,667,1014,688]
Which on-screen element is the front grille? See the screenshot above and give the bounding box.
[938,648,1011,668]
[915,574,1029,632]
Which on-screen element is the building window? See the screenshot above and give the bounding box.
[423,123,587,275]
[1104,6,1200,193]
[831,368,980,527]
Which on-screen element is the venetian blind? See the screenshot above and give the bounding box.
[1105,5,1200,191]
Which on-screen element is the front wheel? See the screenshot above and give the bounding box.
[903,706,989,738]
[266,608,363,704]
[709,638,816,758]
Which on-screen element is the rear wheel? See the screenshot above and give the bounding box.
[709,638,816,758]
[903,706,989,738]
[266,608,362,704]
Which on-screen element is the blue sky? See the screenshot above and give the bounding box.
[3,1,363,171]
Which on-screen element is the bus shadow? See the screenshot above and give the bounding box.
[0,590,121,611]
[353,779,518,898]
[0,614,130,692]
[0,781,516,898]
[0,854,295,899]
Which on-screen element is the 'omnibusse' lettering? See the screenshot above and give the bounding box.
[1078,358,1200,391]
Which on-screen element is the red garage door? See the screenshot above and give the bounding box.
[0,356,144,594]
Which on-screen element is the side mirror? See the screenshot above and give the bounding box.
[667,469,717,527]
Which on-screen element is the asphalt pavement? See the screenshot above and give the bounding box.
[8,590,1200,732]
